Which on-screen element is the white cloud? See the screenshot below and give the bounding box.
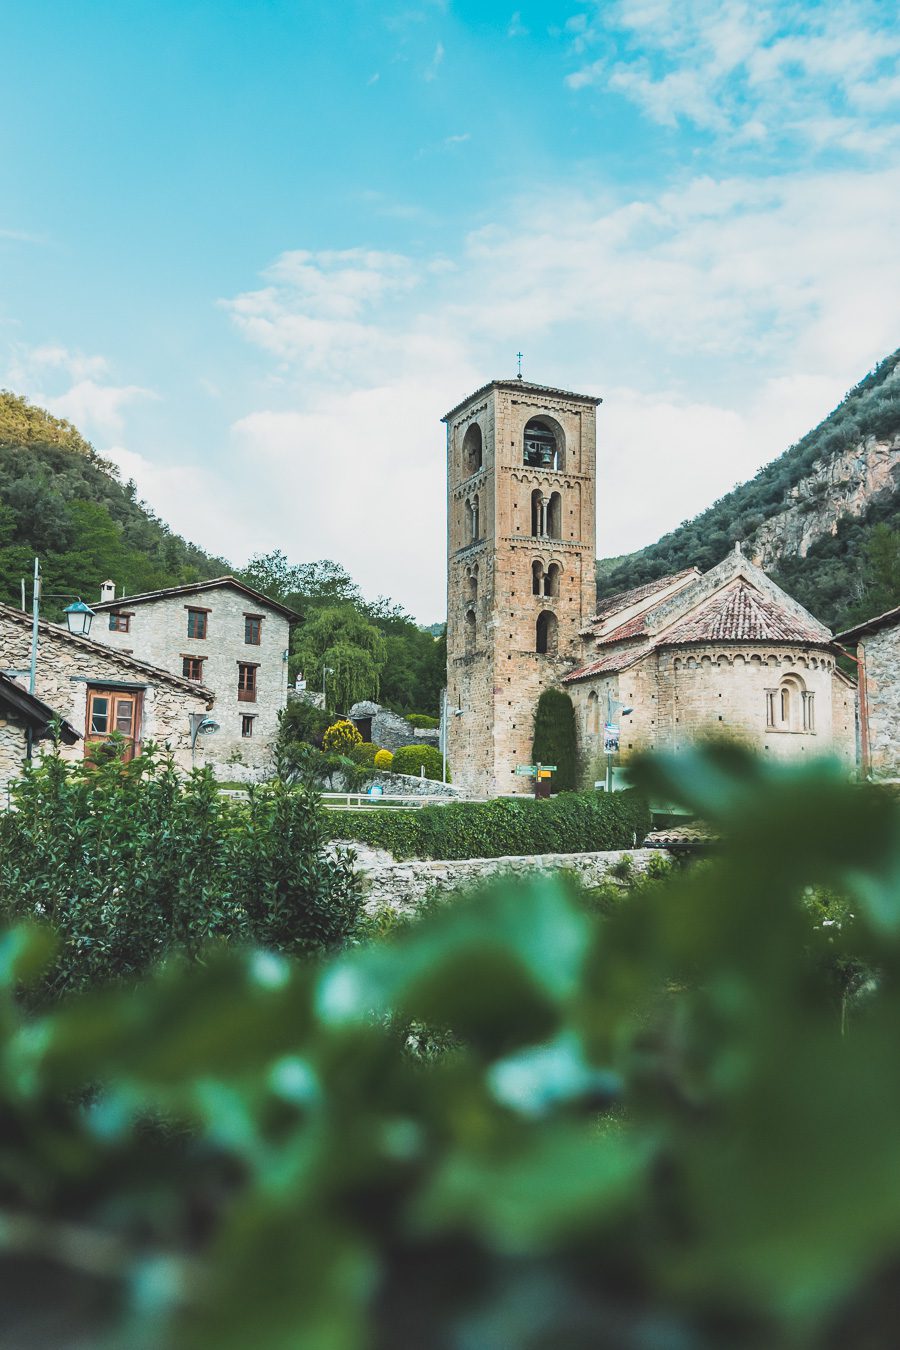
[424,40,444,80]
[45,380,156,434]
[4,343,156,435]
[214,159,899,617]
[565,1,900,151]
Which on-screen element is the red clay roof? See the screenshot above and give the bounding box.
[659,582,830,646]
[563,648,647,683]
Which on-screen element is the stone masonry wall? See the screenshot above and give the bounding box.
[344,844,670,914]
[0,610,209,791]
[94,584,291,771]
[861,623,900,779]
[568,644,856,776]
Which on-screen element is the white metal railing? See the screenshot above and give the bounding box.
[320,792,455,811]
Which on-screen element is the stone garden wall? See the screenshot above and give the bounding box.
[342,844,669,914]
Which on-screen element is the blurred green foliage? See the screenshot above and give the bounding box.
[0,748,361,1001]
[327,788,650,860]
[0,748,898,1345]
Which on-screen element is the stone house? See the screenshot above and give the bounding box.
[563,547,857,785]
[835,604,900,781]
[91,577,299,773]
[0,671,80,799]
[0,602,212,793]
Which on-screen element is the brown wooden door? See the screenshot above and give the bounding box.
[86,688,143,762]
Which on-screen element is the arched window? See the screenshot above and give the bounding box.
[536,610,558,656]
[768,674,811,732]
[588,689,600,736]
[531,489,545,538]
[467,567,478,603]
[462,423,483,475]
[547,492,562,540]
[544,562,560,597]
[464,609,476,657]
[523,418,560,470]
[532,560,544,595]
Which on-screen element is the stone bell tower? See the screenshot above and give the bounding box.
[443,376,600,798]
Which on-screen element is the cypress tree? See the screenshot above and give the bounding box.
[532,688,578,792]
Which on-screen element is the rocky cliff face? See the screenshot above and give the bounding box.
[749,434,899,568]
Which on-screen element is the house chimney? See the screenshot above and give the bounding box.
[100,579,115,603]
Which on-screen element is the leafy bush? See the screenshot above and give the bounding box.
[408,712,439,728]
[0,747,361,1000]
[1,749,900,1346]
[348,740,379,766]
[391,743,444,780]
[532,687,579,791]
[322,718,362,755]
[374,748,394,771]
[277,697,334,748]
[328,787,650,859]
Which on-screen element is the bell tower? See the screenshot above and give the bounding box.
[443,376,601,797]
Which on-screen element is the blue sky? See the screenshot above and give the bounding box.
[2,1,899,619]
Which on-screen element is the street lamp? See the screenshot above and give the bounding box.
[190,714,220,765]
[322,665,334,705]
[604,692,633,795]
[62,599,96,637]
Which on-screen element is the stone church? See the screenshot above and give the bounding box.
[444,376,857,799]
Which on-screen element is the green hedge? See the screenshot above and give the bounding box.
[327,789,650,860]
[391,744,444,781]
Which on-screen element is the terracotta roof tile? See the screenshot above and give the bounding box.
[659,583,829,645]
[563,648,647,683]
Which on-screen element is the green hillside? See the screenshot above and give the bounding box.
[597,350,900,631]
[0,391,228,617]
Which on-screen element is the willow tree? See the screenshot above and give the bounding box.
[294,605,387,712]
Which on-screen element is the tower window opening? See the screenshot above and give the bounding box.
[464,609,476,657]
[467,566,478,602]
[530,488,547,538]
[544,563,560,597]
[532,560,544,595]
[462,422,483,475]
[468,494,480,543]
[536,610,558,656]
[548,492,562,539]
[523,418,560,470]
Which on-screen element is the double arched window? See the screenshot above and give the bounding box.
[465,494,480,543]
[530,490,562,539]
[532,561,561,597]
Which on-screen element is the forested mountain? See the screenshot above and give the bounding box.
[0,392,445,714]
[0,391,228,617]
[597,350,900,631]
